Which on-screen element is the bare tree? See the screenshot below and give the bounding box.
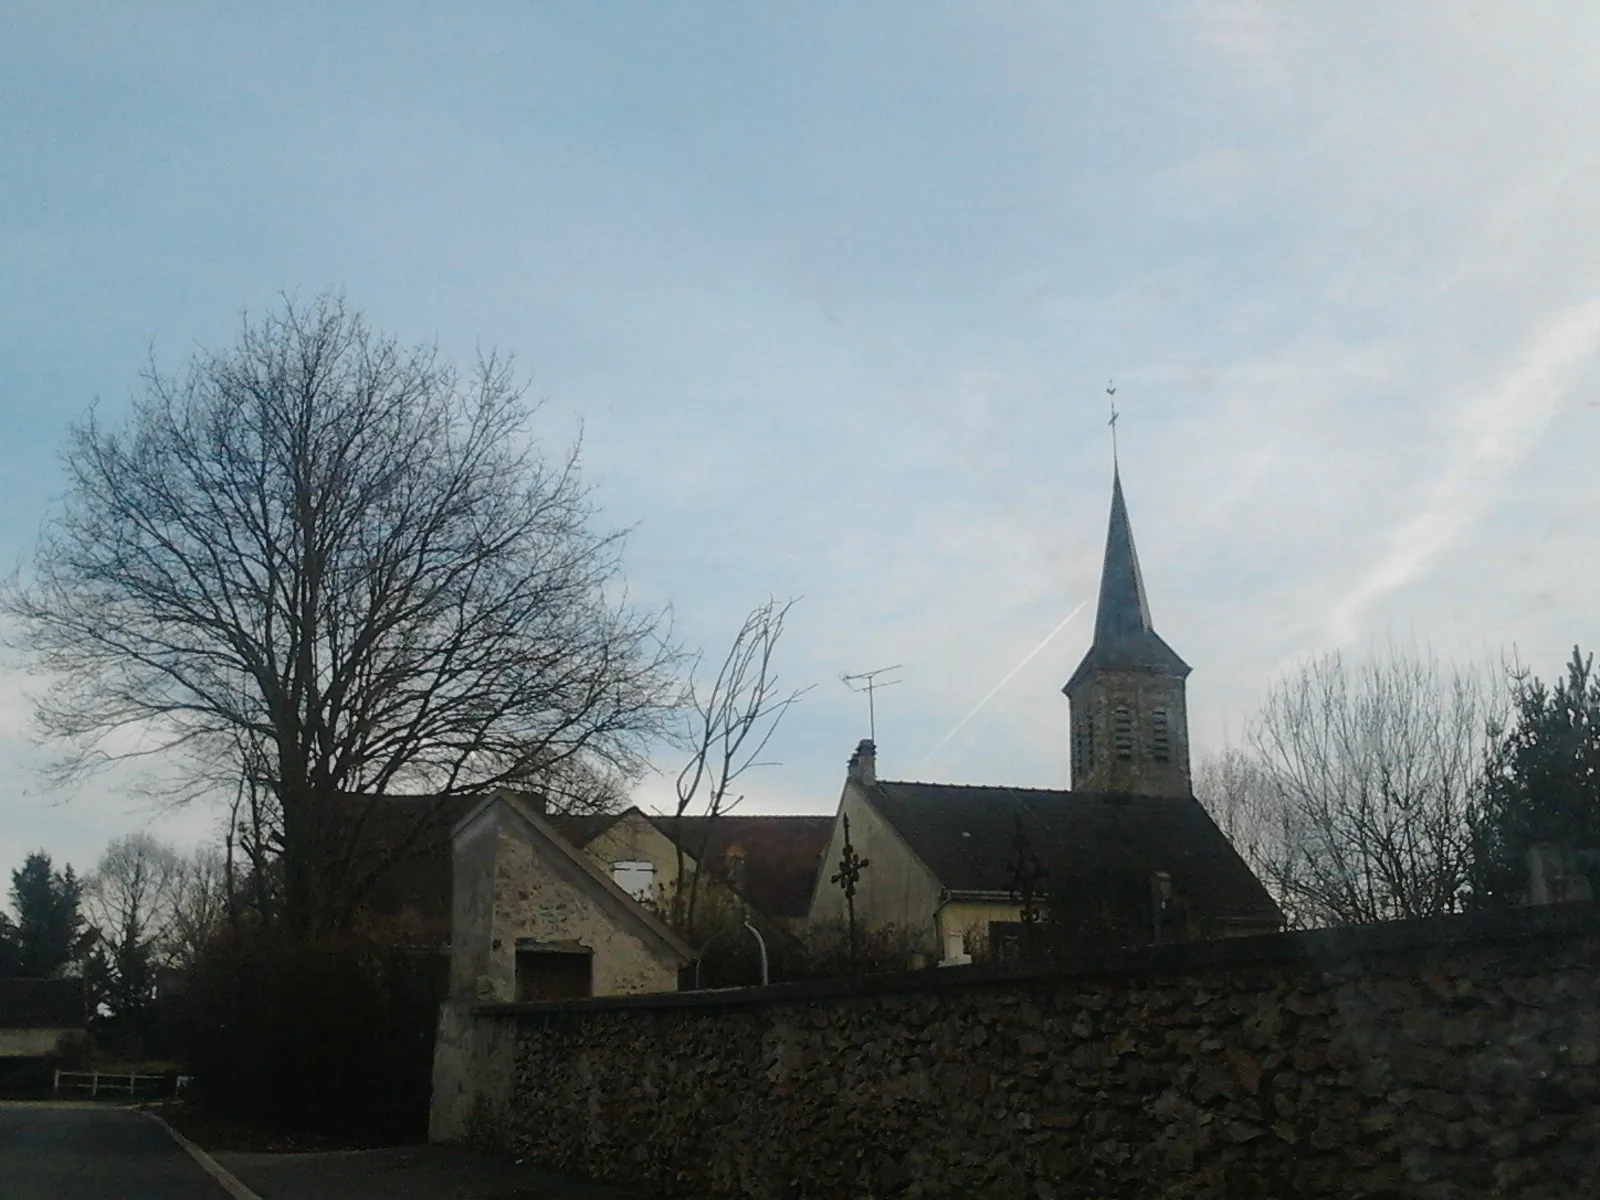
[167,846,230,971]
[84,834,183,1016]
[1193,746,1301,918]
[5,296,677,938]
[1201,643,1499,927]
[670,598,808,938]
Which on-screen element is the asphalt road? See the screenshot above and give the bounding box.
[0,1102,232,1199]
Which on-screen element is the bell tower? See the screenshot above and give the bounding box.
[1063,468,1192,796]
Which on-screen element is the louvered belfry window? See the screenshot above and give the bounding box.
[1076,710,1095,775]
[1113,702,1134,760]
[1151,707,1171,762]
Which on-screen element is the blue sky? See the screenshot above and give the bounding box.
[3,3,1599,879]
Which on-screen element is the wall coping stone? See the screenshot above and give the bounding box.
[468,899,1600,1018]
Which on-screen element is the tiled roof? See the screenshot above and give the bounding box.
[866,780,1280,925]
[0,978,87,1029]
[651,814,835,921]
[1065,469,1190,692]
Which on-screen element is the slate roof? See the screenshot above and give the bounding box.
[865,780,1280,926]
[651,815,835,921]
[547,811,629,849]
[1064,468,1190,693]
[0,978,87,1030]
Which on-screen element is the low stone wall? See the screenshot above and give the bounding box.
[441,903,1600,1198]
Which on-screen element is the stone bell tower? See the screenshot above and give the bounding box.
[1063,467,1192,796]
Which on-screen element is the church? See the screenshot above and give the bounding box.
[806,468,1282,962]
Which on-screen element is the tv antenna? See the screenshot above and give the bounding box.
[841,664,902,743]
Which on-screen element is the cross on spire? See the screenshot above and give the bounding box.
[1106,380,1119,466]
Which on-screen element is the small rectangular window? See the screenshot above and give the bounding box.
[612,860,656,901]
[515,949,593,1002]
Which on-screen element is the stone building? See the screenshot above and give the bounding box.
[357,796,830,952]
[447,791,692,1003]
[807,468,1280,960]
[0,978,87,1063]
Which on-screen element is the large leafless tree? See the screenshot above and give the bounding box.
[6,296,676,937]
[1197,644,1500,928]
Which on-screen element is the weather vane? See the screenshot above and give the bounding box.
[841,664,902,743]
[1106,380,1119,465]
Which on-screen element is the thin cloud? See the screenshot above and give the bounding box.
[1327,295,1600,642]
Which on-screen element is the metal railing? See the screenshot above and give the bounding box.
[52,1070,180,1101]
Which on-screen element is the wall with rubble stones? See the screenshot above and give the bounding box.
[448,903,1600,1199]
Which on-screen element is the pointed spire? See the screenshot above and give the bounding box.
[1064,467,1189,694]
[1094,466,1154,648]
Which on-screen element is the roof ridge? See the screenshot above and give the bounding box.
[877,779,1074,796]
[644,812,832,822]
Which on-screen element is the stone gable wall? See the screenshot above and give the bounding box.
[450,904,1600,1198]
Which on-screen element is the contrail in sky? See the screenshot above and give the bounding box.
[917,599,1089,772]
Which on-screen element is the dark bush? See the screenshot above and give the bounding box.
[182,933,446,1144]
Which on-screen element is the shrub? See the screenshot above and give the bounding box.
[182,932,446,1143]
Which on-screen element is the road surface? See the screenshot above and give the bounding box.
[0,1102,233,1199]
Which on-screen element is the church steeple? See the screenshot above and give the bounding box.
[1063,468,1192,796]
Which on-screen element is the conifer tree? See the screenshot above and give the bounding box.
[1469,647,1600,905]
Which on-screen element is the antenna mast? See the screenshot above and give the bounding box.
[841,664,902,743]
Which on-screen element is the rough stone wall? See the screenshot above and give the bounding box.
[464,904,1600,1199]
[491,829,679,999]
[448,801,680,1005]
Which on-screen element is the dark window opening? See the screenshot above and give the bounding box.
[515,947,593,1002]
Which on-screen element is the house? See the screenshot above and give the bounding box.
[447,791,692,1002]
[0,978,88,1063]
[351,790,831,955]
[808,467,1282,960]
[552,807,833,938]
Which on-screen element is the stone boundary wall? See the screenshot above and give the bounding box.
[437,904,1600,1198]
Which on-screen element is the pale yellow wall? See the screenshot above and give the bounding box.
[0,1028,84,1058]
[582,812,687,907]
[935,900,1023,956]
[807,782,944,954]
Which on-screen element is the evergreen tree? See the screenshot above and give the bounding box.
[1468,647,1600,906]
[0,912,19,976]
[5,852,92,977]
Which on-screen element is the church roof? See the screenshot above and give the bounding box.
[1064,467,1189,693]
[865,780,1280,926]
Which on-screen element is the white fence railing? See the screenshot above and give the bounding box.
[52,1070,183,1100]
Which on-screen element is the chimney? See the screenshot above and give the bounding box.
[847,739,876,786]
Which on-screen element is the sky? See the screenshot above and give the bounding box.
[3,2,1599,883]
